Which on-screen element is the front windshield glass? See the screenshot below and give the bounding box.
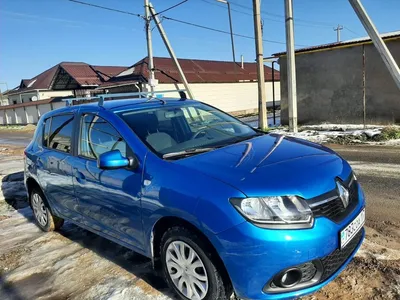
[118,102,259,157]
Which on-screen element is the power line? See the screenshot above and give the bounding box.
[162,16,307,46]
[66,0,305,46]
[344,26,362,37]
[67,0,142,17]
[153,0,189,16]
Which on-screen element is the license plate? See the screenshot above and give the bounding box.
[340,208,365,249]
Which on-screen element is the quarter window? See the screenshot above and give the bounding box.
[79,114,126,159]
[43,118,52,147]
[48,115,74,153]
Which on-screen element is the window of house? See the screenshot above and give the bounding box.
[47,115,74,153]
[79,114,126,159]
[13,100,17,105]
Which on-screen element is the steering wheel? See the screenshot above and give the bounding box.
[191,127,210,140]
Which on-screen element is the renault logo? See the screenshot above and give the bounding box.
[336,181,350,208]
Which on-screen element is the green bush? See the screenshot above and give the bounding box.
[376,126,400,141]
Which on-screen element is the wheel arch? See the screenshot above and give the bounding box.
[25,177,51,210]
[151,216,232,290]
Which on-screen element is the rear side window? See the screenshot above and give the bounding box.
[48,115,74,153]
[43,118,52,147]
[79,114,126,159]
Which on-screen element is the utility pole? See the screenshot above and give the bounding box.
[144,0,156,94]
[252,0,267,130]
[348,0,400,91]
[334,24,343,42]
[285,0,298,132]
[149,3,195,99]
[217,0,236,71]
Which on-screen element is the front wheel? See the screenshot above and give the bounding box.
[160,227,232,300]
[30,188,64,232]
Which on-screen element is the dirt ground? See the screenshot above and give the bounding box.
[0,143,399,300]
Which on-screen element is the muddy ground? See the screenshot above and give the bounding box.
[0,142,399,300]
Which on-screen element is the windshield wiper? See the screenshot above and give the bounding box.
[163,147,215,159]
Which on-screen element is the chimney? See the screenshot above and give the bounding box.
[241,55,244,69]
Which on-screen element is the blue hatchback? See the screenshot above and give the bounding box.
[24,93,365,300]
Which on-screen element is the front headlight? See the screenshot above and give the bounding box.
[230,196,313,229]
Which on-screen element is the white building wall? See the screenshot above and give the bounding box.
[25,106,38,124]
[39,90,74,99]
[14,107,27,124]
[52,102,66,110]
[154,82,281,114]
[38,104,52,118]
[5,109,15,124]
[0,111,5,125]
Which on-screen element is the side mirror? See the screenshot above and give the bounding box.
[98,150,138,170]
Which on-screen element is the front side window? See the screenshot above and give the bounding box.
[80,114,126,159]
[118,102,259,158]
[48,115,74,153]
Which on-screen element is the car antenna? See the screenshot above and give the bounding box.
[179,91,187,101]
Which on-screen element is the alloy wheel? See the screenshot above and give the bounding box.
[166,241,209,300]
[32,193,48,227]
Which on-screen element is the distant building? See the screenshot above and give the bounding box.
[274,31,400,125]
[0,57,280,125]
[1,62,127,124]
[3,62,127,105]
[99,56,280,116]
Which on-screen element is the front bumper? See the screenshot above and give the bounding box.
[211,184,366,300]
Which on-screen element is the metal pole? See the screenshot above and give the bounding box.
[334,25,343,42]
[285,0,298,132]
[149,3,195,99]
[362,45,366,128]
[226,2,236,67]
[272,61,276,125]
[252,0,267,130]
[348,0,400,90]
[145,0,156,94]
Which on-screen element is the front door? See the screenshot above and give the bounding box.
[71,113,144,250]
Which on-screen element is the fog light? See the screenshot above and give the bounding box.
[273,268,302,288]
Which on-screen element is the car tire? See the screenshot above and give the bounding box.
[30,188,64,232]
[160,226,232,300]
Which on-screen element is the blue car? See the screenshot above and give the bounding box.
[24,92,365,300]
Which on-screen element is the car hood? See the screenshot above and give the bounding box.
[175,134,352,199]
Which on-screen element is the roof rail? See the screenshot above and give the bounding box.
[62,89,188,107]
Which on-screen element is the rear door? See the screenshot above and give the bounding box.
[71,112,144,250]
[38,114,78,218]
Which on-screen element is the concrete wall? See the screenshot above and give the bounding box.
[15,107,26,124]
[154,81,281,115]
[25,106,38,124]
[279,39,400,125]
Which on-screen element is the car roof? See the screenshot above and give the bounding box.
[42,97,200,118]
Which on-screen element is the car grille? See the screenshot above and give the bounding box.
[320,229,363,281]
[310,174,359,223]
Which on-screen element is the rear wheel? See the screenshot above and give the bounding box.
[31,188,64,232]
[160,227,232,300]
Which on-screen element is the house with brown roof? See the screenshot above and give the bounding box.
[4,62,127,106]
[97,56,280,115]
[1,62,127,124]
[1,57,280,125]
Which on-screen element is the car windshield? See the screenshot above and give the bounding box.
[118,102,260,158]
